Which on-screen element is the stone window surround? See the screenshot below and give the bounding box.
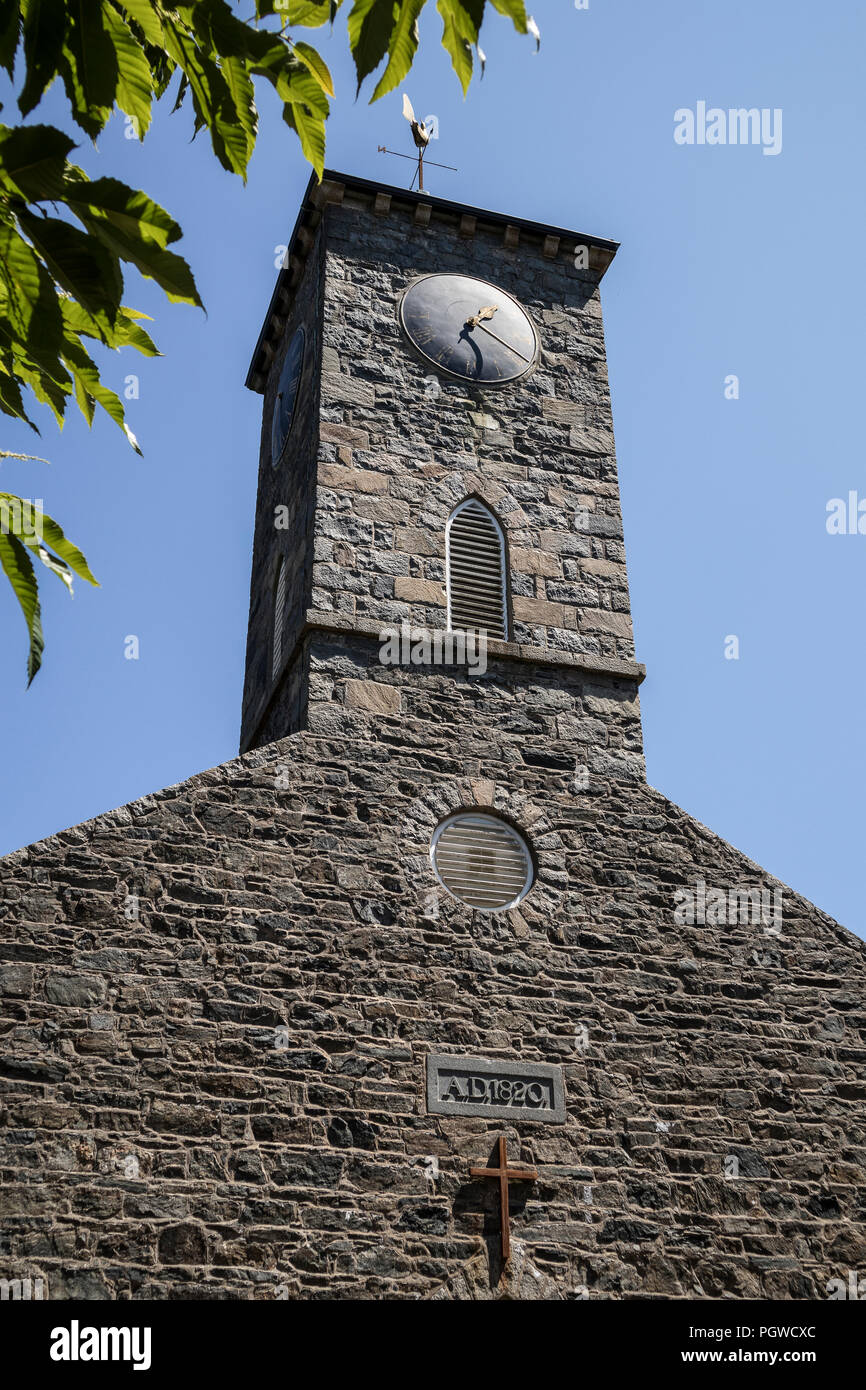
[430,809,535,912]
[403,779,566,928]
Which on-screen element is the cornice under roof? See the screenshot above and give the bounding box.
[245,168,619,393]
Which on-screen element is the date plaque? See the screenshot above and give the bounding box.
[426,1053,566,1124]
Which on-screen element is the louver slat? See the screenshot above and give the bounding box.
[447,500,507,640]
[431,813,533,911]
[272,560,287,681]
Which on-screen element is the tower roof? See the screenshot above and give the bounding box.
[245,168,619,392]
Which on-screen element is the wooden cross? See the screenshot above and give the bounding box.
[469,1134,538,1264]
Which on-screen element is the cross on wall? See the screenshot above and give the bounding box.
[469,1134,538,1264]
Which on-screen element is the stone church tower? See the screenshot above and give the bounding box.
[1,171,864,1301]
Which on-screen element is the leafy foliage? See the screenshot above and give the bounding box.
[344,0,535,99]
[0,485,98,683]
[0,0,536,682]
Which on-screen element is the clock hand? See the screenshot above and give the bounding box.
[473,320,534,364]
[464,305,498,329]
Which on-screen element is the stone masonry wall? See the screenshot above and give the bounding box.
[240,228,325,749]
[242,192,638,754]
[4,181,863,1303]
[314,202,635,662]
[1,707,864,1300]
[249,625,645,782]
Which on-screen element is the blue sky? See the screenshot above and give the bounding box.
[1,1,864,940]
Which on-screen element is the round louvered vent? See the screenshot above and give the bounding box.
[431,813,534,912]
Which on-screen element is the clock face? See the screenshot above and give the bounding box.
[270,326,306,467]
[398,273,539,385]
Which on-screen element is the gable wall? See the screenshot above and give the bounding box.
[1,716,863,1300]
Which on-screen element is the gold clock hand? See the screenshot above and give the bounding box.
[473,320,534,364]
[465,305,498,329]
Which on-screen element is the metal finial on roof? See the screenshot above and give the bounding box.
[377,92,457,192]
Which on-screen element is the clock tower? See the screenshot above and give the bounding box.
[2,167,863,1303]
[240,169,646,789]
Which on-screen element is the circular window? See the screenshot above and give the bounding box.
[431,812,534,912]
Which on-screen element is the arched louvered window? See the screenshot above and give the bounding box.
[431,812,534,912]
[272,558,287,681]
[446,499,508,640]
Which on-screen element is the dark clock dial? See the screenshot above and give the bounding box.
[270,326,306,467]
[399,273,539,385]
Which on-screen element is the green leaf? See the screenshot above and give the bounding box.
[115,0,166,47]
[18,0,67,116]
[273,61,329,116]
[72,362,94,423]
[0,368,29,421]
[35,544,74,593]
[72,207,202,307]
[0,269,75,422]
[0,528,44,684]
[194,0,273,64]
[292,40,334,98]
[64,175,183,248]
[0,0,20,78]
[115,318,159,356]
[170,69,189,113]
[221,52,257,157]
[61,298,160,356]
[278,1,345,25]
[371,0,426,102]
[58,3,118,138]
[487,0,528,28]
[7,497,100,585]
[17,209,124,323]
[437,0,474,94]
[102,1,153,137]
[6,347,71,425]
[0,493,98,684]
[61,334,142,450]
[346,0,396,96]
[0,123,76,201]
[441,0,484,36]
[161,15,251,176]
[282,99,325,180]
[0,220,66,360]
[0,492,43,543]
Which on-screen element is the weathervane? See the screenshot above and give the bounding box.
[377,94,457,193]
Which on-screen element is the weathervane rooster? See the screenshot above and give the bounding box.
[402,94,432,189]
[377,93,457,192]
